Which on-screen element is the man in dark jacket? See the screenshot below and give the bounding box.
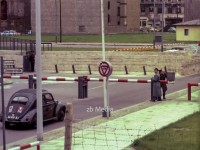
[29,51,35,72]
[151,68,161,102]
[159,69,167,99]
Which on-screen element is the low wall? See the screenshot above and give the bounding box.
[0,50,200,75]
[42,51,200,75]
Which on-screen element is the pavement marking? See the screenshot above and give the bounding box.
[88,83,116,91]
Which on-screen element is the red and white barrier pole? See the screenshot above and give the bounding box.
[2,75,174,84]
[188,83,200,101]
[8,141,40,150]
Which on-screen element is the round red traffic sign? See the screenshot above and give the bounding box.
[98,61,113,77]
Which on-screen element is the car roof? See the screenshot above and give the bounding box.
[15,89,48,95]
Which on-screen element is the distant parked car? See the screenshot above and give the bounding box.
[165,46,189,52]
[27,30,32,35]
[0,89,66,129]
[0,30,13,36]
[9,30,21,36]
[168,27,176,33]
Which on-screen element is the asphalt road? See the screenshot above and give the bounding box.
[0,74,199,145]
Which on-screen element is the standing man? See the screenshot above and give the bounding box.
[151,68,162,102]
[159,69,167,100]
[29,51,35,72]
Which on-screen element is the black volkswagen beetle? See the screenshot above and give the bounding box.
[0,89,66,129]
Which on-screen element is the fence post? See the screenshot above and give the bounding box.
[124,65,128,75]
[88,65,92,75]
[13,38,16,50]
[55,64,59,73]
[37,145,40,150]
[151,79,154,100]
[2,36,4,49]
[28,75,34,89]
[143,66,146,75]
[64,103,73,150]
[164,66,167,73]
[0,35,1,49]
[188,83,191,101]
[72,65,76,74]
[10,37,12,50]
[5,36,7,50]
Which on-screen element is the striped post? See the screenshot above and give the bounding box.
[8,141,40,150]
[188,83,200,101]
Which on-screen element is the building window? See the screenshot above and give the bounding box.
[184,29,189,36]
[108,14,111,24]
[157,7,162,14]
[1,0,7,20]
[108,1,110,10]
[168,7,172,14]
[117,7,120,16]
[141,7,145,13]
[149,7,153,12]
[78,25,86,32]
[117,20,120,25]
[177,7,181,13]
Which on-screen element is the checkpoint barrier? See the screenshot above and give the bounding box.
[2,75,174,100]
[188,83,200,101]
[8,141,40,150]
[2,75,174,84]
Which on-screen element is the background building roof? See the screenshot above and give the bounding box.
[175,19,200,26]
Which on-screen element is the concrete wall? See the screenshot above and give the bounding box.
[176,26,200,41]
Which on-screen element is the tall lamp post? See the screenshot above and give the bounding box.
[161,0,164,52]
[153,0,156,48]
[59,0,62,43]
[176,1,179,23]
[35,0,43,141]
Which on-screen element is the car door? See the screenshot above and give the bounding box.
[42,93,56,120]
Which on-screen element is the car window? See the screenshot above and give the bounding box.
[12,96,28,104]
[43,94,54,104]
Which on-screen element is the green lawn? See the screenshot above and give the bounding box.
[15,33,176,43]
[132,111,200,150]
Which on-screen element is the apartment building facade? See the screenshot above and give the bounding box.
[184,0,200,21]
[31,0,140,34]
[140,0,184,28]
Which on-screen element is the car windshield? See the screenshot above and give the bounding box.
[12,96,29,104]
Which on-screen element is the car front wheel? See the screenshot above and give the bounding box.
[57,109,65,121]
[31,115,37,129]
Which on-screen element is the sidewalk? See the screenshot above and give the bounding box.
[38,100,199,150]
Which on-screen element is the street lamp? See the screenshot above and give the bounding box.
[35,0,43,141]
[153,0,156,48]
[59,0,62,43]
[161,0,164,52]
[176,1,179,23]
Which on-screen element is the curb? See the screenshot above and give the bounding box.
[0,79,13,86]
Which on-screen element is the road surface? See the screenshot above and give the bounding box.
[0,74,199,145]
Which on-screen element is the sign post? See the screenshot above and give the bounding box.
[0,57,6,150]
[35,0,43,141]
[99,61,113,117]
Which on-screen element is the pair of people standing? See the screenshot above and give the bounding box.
[151,68,167,102]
